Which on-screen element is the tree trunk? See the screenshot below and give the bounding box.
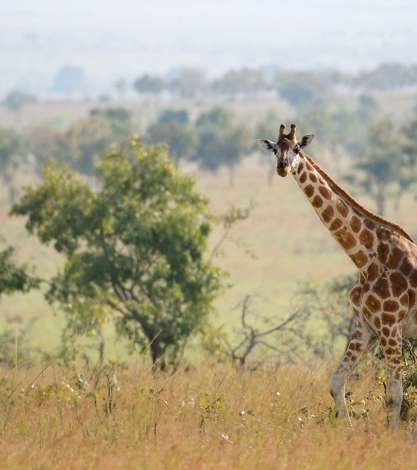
[150,339,167,371]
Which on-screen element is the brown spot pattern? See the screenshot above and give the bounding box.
[350,216,361,233]
[377,228,390,242]
[312,195,323,208]
[350,286,362,306]
[377,243,389,263]
[330,218,343,231]
[390,272,408,296]
[309,173,317,183]
[387,247,404,269]
[381,337,387,346]
[304,185,314,198]
[383,300,399,312]
[409,290,416,307]
[359,229,374,249]
[364,219,376,231]
[365,294,381,312]
[400,258,413,276]
[367,263,379,282]
[319,186,331,200]
[382,313,396,326]
[299,172,307,184]
[335,229,357,250]
[350,250,368,268]
[410,270,417,288]
[382,327,390,337]
[374,317,381,329]
[399,293,409,307]
[322,206,334,223]
[336,199,349,217]
[373,277,390,299]
[297,162,304,174]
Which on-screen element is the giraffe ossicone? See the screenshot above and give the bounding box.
[260,123,417,427]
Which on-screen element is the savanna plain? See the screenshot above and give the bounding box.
[2,97,417,469]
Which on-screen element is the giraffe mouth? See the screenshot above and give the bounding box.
[277,165,290,177]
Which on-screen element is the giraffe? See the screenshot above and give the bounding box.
[259,123,417,427]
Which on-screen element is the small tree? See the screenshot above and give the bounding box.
[168,68,206,98]
[12,139,221,369]
[146,110,197,162]
[193,108,251,184]
[133,74,165,96]
[346,119,414,216]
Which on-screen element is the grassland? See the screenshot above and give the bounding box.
[1,98,417,468]
[2,97,417,357]
[2,361,417,469]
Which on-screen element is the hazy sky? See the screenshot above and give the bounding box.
[1,0,417,95]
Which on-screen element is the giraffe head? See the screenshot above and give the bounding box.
[259,124,314,177]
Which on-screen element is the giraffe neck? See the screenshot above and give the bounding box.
[292,153,378,270]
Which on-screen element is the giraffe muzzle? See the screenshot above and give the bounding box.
[277,161,290,177]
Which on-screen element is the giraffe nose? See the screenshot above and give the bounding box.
[277,161,290,177]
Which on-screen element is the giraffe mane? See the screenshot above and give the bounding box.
[300,151,414,243]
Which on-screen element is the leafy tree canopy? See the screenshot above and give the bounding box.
[12,139,222,368]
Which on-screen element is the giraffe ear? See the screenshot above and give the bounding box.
[257,139,276,151]
[300,134,315,148]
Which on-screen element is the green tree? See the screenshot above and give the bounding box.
[346,119,414,216]
[276,71,330,109]
[168,68,206,98]
[146,121,197,162]
[193,108,251,184]
[133,74,165,95]
[0,246,38,296]
[12,139,221,369]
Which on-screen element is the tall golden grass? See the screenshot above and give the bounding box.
[1,361,417,469]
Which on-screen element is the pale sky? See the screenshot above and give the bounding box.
[1,0,417,95]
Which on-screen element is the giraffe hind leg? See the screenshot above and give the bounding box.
[378,321,403,427]
[330,317,376,425]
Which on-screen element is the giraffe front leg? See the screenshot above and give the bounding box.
[379,323,403,428]
[330,317,375,425]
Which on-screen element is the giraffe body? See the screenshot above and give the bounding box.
[260,124,417,426]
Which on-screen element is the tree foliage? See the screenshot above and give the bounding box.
[146,109,197,162]
[193,108,251,181]
[0,246,38,296]
[28,108,134,176]
[345,119,416,215]
[133,74,165,95]
[12,139,222,369]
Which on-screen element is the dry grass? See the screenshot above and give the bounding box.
[1,362,417,469]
